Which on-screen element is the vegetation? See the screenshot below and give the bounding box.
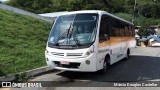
[0,8,52,76]
[0,0,160,76]
[4,0,160,18]
[4,0,160,25]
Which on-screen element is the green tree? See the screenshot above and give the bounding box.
[4,0,160,20]
[51,0,68,11]
[67,0,109,11]
[67,0,83,11]
[137,18,158,38]
[136,1,160,18]
[6,0,53,13]
[106,0,128,13]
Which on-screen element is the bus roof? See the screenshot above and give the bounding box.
[59,10,133,25]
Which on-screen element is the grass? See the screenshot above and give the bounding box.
[0,8,52,76]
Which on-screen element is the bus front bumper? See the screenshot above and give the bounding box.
[45,53,97,72]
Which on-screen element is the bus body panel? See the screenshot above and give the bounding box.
[96,37,135,71]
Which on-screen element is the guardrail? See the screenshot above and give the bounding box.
[0,3,53,22]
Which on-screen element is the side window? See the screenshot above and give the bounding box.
[124,24,134,37]
[119,23,124,37]
[128,25,132,36]
[125,24,129,37]
[132,26,135,36]
[99,15,111,42]
[111,19,120,37]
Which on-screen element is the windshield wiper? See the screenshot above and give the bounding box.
[53,31,67,46]
[69,30,81,46]
[54,23,73,46]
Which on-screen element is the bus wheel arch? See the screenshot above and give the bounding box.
[105,54,111,66]
[98,54,110,74]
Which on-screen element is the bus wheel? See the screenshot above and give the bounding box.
[98,57,109,74]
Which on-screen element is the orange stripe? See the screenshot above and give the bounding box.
[98,37,135,48]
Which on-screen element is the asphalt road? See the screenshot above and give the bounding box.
[1,47,160,90]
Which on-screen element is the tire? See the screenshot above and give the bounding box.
[124,50,130,61]
[98,57,110,74]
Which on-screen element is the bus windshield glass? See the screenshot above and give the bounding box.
[48,13,98,48]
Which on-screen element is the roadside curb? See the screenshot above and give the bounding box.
[0,75,16,82]
[0,66,54,82]
[25,66,54,77]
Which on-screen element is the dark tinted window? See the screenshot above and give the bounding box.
[99,15,111,42]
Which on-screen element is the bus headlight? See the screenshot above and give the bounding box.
[46,58,49,61]
[46,50,50,55]
[85,50,94,57]
[86,52,90,56]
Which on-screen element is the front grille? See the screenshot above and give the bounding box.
[54,61,80,69]
[51,52,64,56]
[67,53,83,57]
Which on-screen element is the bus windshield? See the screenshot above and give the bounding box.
[48,13,98,48]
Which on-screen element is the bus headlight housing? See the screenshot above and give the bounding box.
[84,45,94,57]
[46,50,50,55]
[86,52,90,56]
[85,50,94,57]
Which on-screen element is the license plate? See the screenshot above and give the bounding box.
[60,61,70,65]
